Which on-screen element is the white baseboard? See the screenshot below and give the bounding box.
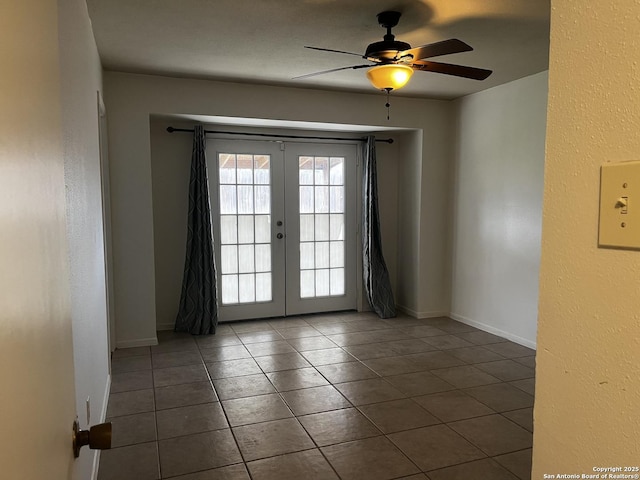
[116,336,158,348]
[396,304,448,319]
[91,373,111,480]
[156,322,175,331]
[449,312,537,350]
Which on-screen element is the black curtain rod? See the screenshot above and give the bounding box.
[166,126,393,144]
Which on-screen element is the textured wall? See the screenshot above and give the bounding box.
[58,0,111,477]
[451,72,548,347]
[533,1,640,474]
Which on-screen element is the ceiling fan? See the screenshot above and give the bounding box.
[296,11,493,92]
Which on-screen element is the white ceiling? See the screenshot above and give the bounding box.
[86,0,550,100]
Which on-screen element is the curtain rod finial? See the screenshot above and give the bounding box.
[167,126,175,133]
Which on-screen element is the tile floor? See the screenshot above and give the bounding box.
[98,312,535,480]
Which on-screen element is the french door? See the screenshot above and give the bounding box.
[207,139,357,322]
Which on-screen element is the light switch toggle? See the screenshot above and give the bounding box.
[615,197,628,214]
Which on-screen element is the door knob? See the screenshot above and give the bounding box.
[277,233,284,239]
[72,419,112,458]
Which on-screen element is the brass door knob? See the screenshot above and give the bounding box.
[72,419,112,458]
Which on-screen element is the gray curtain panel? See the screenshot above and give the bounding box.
[175,125,219,334]
[362,136,396,318]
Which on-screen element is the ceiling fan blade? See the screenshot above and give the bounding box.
[304,46,363,57]
[412,60,492,80]
[293,64,372,80]
[400,38,473,61]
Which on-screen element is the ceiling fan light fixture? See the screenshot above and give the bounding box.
[366,64,414,91]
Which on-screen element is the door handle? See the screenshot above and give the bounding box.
[72,419,112,458]
[277,233,284,239]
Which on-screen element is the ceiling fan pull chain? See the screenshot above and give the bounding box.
[385,88,391,120]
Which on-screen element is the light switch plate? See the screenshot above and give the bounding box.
[599,160,640,249]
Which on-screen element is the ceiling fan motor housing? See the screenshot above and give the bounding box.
[365,40,411,60]
[366,11,411,61]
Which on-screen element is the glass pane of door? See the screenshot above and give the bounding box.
[285,143,357,316]
[218,153,272,304]
[298,156,346,298]
[208,140,285,322]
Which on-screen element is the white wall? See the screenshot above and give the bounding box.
[533,1,640,474]
[450,72,548,347]
[104,72,454,346]
[58,0,111,477]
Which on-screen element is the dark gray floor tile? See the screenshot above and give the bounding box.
[484,342,536,359]
[213,373,276,399]
[385,371,456,397]
[276,326,322,339]
[503,408,534,432]
[430,365,502,388]
[388,424,486,471]
[196,334,242,349]
[245,340,297,356]
[513,356,536,369]
[494,448,533,480]
[427,458,519,480]
[287,336,339,351]
[405,351,466,370]
[112,346,150,359]
[358,398,440,433]
[335,378,406,406]
[237,331,284,345]
[153,364,209,387]
[111,370,153,393]
[362,356,425,376]
[421,335,474,350]
[400,325,449,338]
[108,412,156,448]
[510,378,535,395]
[222,393,292,426]
[254,352,311,372]
[266,367,328,391]
[463,383,534,412]
[455,331,510,345]
[322,436,420,480]
[475,360,535,381]
[151,337,199,355]
[167,464,250,480]
[155,381,217,410]
[230,321,275,334]
[158,429,242,478]
[98,441,159,480]
[281,385,351,415]
[298,408,381,447]
[151,350,203,369]
[206,358,262,379]
[316,362,378,383]
[247,449,339,480]
[199,344,251,362]
[448,414,532,456]
[156,402,228,439]
[413,390,495,422]
[446,346,506,364]
[106,389,155,417]
[301,347,357,366]
[112,355,152,374]
[233,417,314,461]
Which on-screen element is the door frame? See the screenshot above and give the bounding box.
[206,133,365,322]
